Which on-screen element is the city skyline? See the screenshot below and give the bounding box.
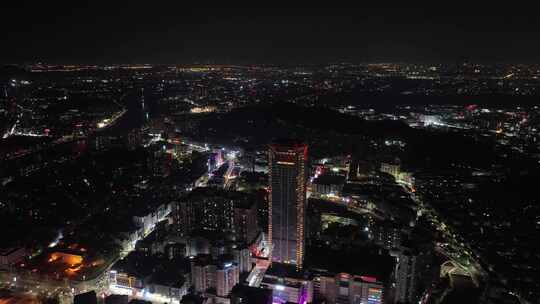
[2,60,539,304]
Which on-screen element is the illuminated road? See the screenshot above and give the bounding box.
[308,192,380,219]
[407,191,486,285]
[223,160,237,190]
[96,109,127,129]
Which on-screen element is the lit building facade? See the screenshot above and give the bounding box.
[314,273,384,304]
[371,222,403,250]
[232,245,252,274]
[380,162,414,189]
[191,256,240,297]
[216,262,240,297]
[233,200,259,244]
[261,274,313,304]
[268,141,308,270]
[174,188,258,243]
[191,258,216,293]
[394,251,417,303]
[176,194,234,235]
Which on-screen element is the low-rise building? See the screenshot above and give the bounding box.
[314,272,384,304]
[261,263,313,304]
[312,174,346,196]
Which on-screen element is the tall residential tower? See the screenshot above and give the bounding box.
[268,140,308,270]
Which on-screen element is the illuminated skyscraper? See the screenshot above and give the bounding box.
[268,140,308,270]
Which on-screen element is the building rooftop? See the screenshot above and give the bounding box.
[305,246,394,283]
[270,138,307,149]
[183,187,256,210]
[147,268,186,288]
[265,262,311,280]
[192,254,236,269]
[313,173,345,185]
[231,285,272,304]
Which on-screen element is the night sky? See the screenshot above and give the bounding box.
[2,4,540,64]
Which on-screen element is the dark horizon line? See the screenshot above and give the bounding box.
[3,60,540,67]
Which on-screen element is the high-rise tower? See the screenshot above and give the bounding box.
[268,140,307,270]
